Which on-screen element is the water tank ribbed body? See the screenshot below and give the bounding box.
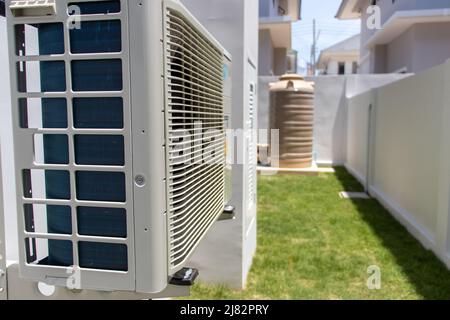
[269,74,314,169]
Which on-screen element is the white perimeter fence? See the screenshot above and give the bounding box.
[346,60,450,267]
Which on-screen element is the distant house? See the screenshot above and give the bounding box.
[317,34,360,75]
[336,0,450,74]
[259,0,301,76]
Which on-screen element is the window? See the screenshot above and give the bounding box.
[338,62,345,75]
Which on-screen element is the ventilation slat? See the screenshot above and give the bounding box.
[165,9,226,270]
[248,84,257,209]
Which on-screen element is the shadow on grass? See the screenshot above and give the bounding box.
[334,167,450,299]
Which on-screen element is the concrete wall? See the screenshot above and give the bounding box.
[259,75,348,164]
[259,29,274,76]
[345,90,373,186]
[306,76,348,166]
[259,39,288,77]
[386,26,415,73]
[345,73,410,98]
[258,76,278,146]
[258,73,408,166]
[308,74,409,166]
[346,60,450,268]
[372,45,387,74]
[273,47,287,76]
[181,0,258,289]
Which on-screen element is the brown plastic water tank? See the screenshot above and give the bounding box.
[269,74,314,168]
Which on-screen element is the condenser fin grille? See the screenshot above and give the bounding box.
[248,84,257,209]
[165,8,226,270]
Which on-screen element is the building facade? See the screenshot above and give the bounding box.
[337,0,450,74]
[259,0,301,76]
[317,34,360,75]
[258,0,301,149]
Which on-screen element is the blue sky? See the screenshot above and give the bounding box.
[293,0,360,73]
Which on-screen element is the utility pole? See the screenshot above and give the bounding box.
[310,19,321,75]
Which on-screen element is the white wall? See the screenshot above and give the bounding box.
[257,76,278,145]
[327,61,339,75]
[386,25,415,73]
[344,61,354,75]
[346,60,450,268]
[273,47,287,76]
[306,76,348,166]
[258,74,408,166]
[411,22,450,74]
[345,73,411,98]
[345,90,373,186]
[303,74,409,166]
[371,64,444,251]
[259,29,274,76]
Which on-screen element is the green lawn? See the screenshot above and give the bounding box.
[186,167,450,300]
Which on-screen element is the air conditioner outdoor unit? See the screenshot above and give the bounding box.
[5,0,232,294]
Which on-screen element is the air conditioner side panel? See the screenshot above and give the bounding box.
[163,0,230,273]
[128,0,168,294]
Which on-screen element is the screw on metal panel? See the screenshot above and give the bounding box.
[135,175,146,187]
[0,288,4,293]
[0,269,4,277]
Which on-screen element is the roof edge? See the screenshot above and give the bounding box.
[335,0,363,20]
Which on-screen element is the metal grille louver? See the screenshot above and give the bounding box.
[248,84,257,208]
[165,8,226,270]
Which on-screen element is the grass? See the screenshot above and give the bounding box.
[186,167,450,300]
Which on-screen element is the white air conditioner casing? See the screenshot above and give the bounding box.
[5,0,232,294]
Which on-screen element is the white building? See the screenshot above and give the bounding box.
[336,0,450,74]
[259,0,301,76]
[317,34,360,75]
